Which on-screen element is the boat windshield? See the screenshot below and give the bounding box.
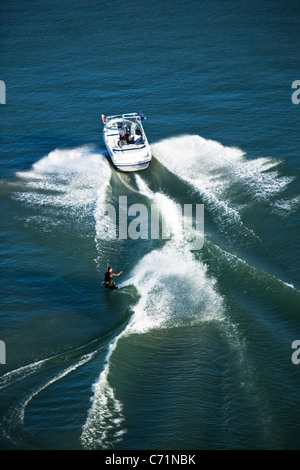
[106,114,141,129]
[106,120,119,130]
[106,118,141,134]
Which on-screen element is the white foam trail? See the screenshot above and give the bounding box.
[1,351,97,444]
[81,242,225,449]
[13,144,112,265]
[135,174,203,248]
[123,177,221,333]
[272,195,300,217]
[116,172,140,194]
[151,135,294,242]
[135,174,185,243]
[282,282,296,290]
[93,185,117,246]
[81,176,224,449]
[123,243,225,333]
[151,134,245,184]
[151,135,291,198]
[14,145,111,215]
[0,358,47,391]
[17,145,102,178]
[80,337,126,450]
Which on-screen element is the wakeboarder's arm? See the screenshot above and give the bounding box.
[112,271,123,277]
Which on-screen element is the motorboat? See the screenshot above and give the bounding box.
[101,112,152,172]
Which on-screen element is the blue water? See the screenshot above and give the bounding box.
[1,0,300,450]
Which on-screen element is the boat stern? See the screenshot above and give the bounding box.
[110,145,152,172]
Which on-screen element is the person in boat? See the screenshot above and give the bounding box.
[124,123,131,144]
[104,267,123,290]
[118,122,126,146]
[129,120,138,143]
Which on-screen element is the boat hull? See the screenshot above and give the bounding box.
[104,141,152,172]
[110,160,151,172]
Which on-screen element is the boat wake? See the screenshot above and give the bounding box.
[3,134,297,449]
[13,144,110,216]
[151,135,295,245]
[81,240,226,449]
[0,340,101,448]
[81,134,297,449]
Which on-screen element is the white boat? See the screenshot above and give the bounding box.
[101,112,152,172]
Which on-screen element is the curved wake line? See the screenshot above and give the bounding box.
[0,334,113,448]
[8,136,292,449]
[81,157,292,449]
[81,176,226,449]
[80,332,127,450]
[0,358,46,392]
[1,351,97,447]
[0,337,102,392]
[11,143,113,280]
[81,243,225,449]
[116,172,141,194]
[81,239,283,450]
[151,134,294,244]
[209,240,300,296]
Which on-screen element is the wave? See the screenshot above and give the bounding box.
[80,242,226,449]
[80,176,225,449]
[151,135,294,244]
[13,145,111,218]
[2,147,114,447]
[80,135,295,448]
[1,352,97,448]
[151,134,292,200]
[7,135,295,449]
[80,335,127,450]
[271,194,300,217]
[0,337,107,448]
[12,143,113,269]
[134,173,198,246]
